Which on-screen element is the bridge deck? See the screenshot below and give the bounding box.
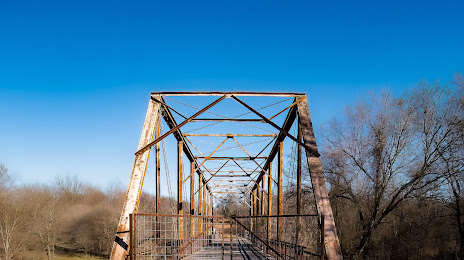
[182,237,274,260]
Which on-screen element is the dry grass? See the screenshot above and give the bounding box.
[52,254,106,260]
[18,251,106,260]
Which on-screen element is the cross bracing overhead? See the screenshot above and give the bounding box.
[110,92,343,260]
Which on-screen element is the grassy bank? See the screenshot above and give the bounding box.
[18,251,106,260]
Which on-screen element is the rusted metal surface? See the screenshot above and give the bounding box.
[232,95,315,157]
[190,161,195,240]
[296,119,302,246]
[251,102,298,191]
[129,214,133,260]
[191,118,265,122]
[132,213,224,218]
[183,133,277,137]
[230,214,318,218]
[114,92,343,260]
[250,192,254,233]
[277,142,283,242]
[267,162,272,242]
[297,99,343,260]
[194,156,268,160]
[199,173,203,233]
[178,140,184,240]
[135,95,226,156]
[232,214,323,259]
[210,193,213,216]
[110,96,161,260]
[261,177,265,217]
[255,186,260,234]
[321,216,325,260]
[156,123,161,216]
[230,217,283,258]
[268,97,306,120]
[130,214,228,259]
[203,181,207,230]
[150,91,304,97]
[156,96,211,191]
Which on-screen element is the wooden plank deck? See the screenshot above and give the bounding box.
[182,237,275,260]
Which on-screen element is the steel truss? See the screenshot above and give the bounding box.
[110,92,343,260]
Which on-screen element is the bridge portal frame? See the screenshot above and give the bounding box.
[110,92,343,260]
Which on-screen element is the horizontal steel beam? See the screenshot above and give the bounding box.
[184,134,277,137]
[232,95,315,156]
[154,96,212,191]
[211,175,252,177]
[191,118,265,122]
[251,99,299,191]
[133,213,224,218]
[230,214,319,218]
[209,170,258,173]
[195,156,267,160]
[151,92,304,97]
[136,95,226,156]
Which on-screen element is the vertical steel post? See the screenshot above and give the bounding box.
[222,219,225,259]
[199,173,203,234]
[178,140,183,241]
[256,183,260,236]
[156,123,161,215]
[256,182,260,216]
[296,119,302,246]
[110,96,160,260]
[206,191,211,216]
[261,178,265,240]
[211,193,214,215]
[321,215,325,260]
[230,220,233,260]
[203,180,207,237]
[253,189,257,232]
[261,177,265,216]
[277,141,283,242]
[210,193,214,235]
[190,161,195,239]
[129,214,133,260]
[210,193,214,240]
[133,214,136,260]
[297,100,343,260]
[250,192,254,233]
[155,123,161,240]
[267,162,272,242]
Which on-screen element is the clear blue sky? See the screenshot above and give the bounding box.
[1,0,463,190]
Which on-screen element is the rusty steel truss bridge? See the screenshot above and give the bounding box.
[110,92,343,260]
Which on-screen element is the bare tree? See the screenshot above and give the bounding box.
[55,174,85,204]
[0,164,25,260]
[322,83,461,258]
[27,186,58,260]
[455,73,464,89]
[0,191,28,260]
[0,164,11,190]
[441,79,464,258]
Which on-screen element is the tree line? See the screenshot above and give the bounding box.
[0,169,181,259]
[0,171,120,259]
[1,76,463,259]
[320,77,464,259]
[217,76,464,259]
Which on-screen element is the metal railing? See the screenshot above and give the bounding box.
[128,213,324,260]
[128,214,226,260]
[230,214,325,260]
